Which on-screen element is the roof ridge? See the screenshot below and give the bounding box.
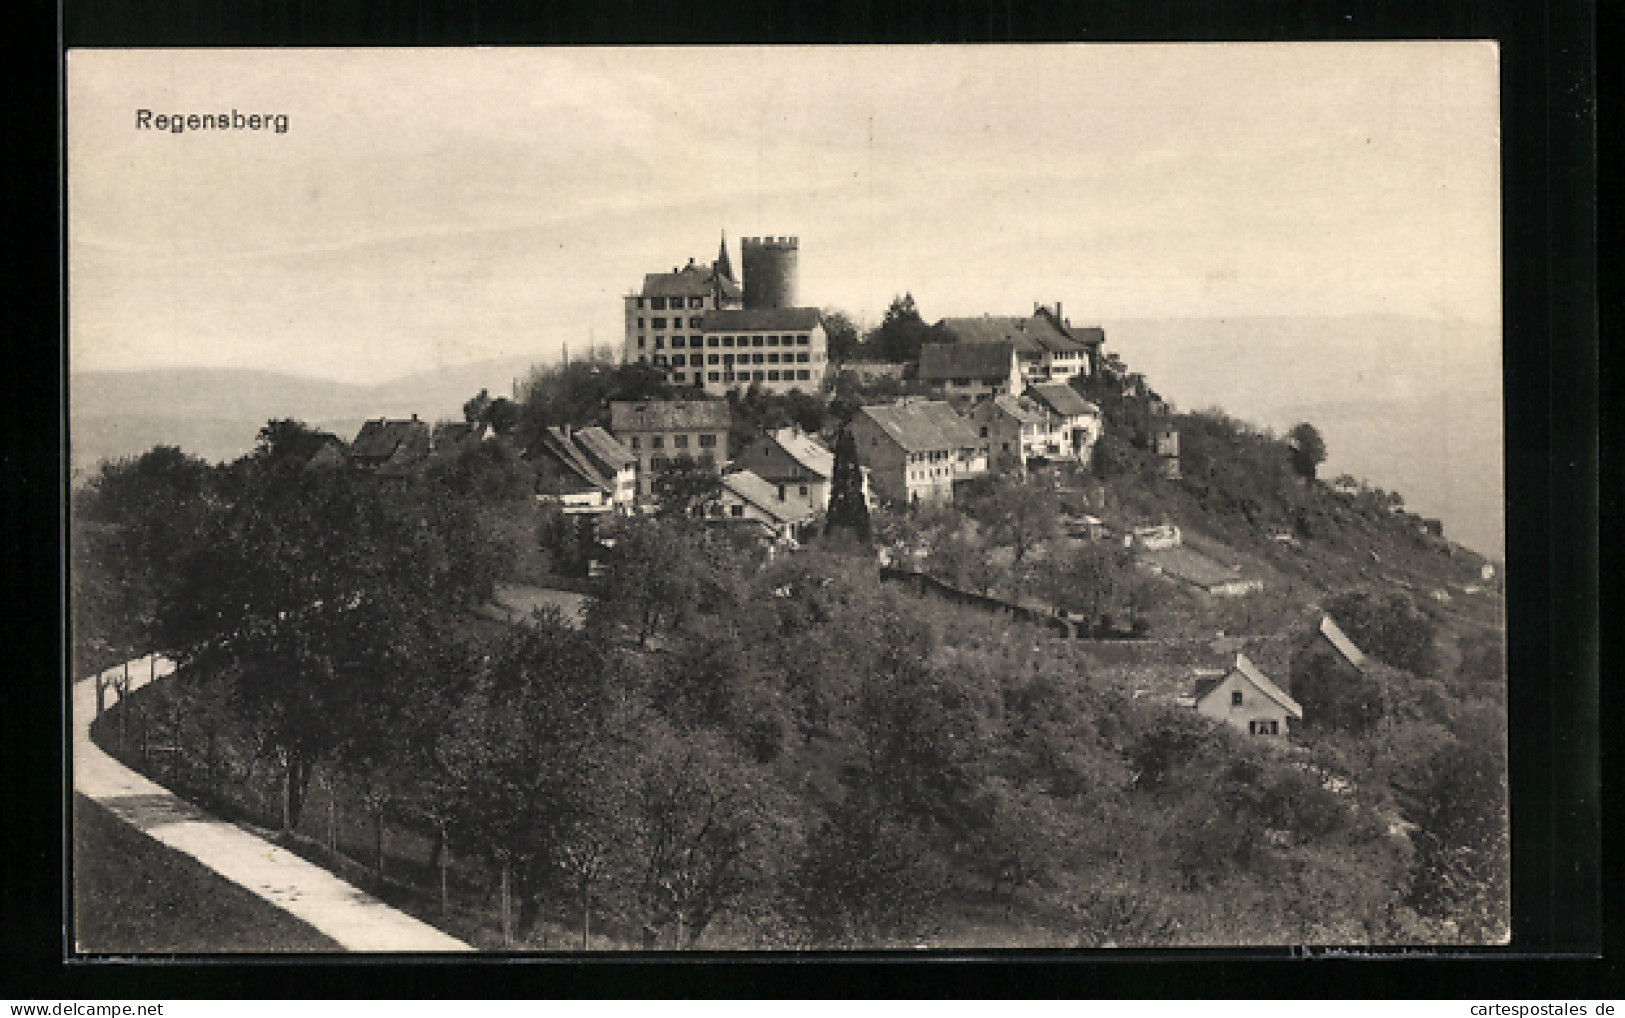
[1233,653,1304,717]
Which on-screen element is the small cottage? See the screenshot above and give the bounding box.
[1192,653,1304,737]
[730,427,837,517]
[705,469,812,544]
[529,426,638,516]
[1023,381,1102,464]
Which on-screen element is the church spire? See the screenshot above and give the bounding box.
[714,231,736,283]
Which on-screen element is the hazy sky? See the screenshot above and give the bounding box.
[68,44,1500,384]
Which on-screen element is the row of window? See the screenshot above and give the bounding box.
[1247,719,1281,735]
[636,296,707,310]
[638,333,813,349]
[635,335,822,353]
[637,317,707,330]
[627,433,718,451]
[669,370,813,384]
[647,454,721,474]
[656,352,815,368]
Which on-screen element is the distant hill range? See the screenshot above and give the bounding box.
[69,356,544,477]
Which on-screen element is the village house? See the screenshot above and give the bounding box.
[704,468,813,544]
[1192,653,1305,737]
[968,392,1049,473]
[350,416,431,477]
[1023,381,1103,464]
[572,426,638,510]
[730,427,836,518]
[916,340,1021,405]
[529,426,633,516]
[936,308,1100,388]
[849,399,987,506]
[609,400,732,497]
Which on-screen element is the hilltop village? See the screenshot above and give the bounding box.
[73,231,1508,951]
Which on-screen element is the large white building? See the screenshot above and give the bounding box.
[623,234,828,396]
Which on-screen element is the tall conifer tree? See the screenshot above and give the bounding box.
[825,427,871,542]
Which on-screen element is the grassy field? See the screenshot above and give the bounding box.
[71,792,343,954]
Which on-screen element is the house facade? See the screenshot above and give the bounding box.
[935,309,1099,389]
[1023,382,1102,464]
[704,468,813,544]
[624,239,743,371]
[530,426,625,515]
[849,399,987,506]
[730,427,835,518]
[968,392,1048,473]
[688,308,828,394]
[608,400,732,497]
[916,340,1021,405]
[573,426,638,510]
[1193,654,1305,736]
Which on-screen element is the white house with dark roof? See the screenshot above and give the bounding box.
[1192,653,1305,737]
[706,468,811,544]
[1023,381,1102,463]
[624,236,744,371]
[693,307,827,394]
[571,426,638,511]
[849,399,987,506]
[935,308,1100,388]
[968,392,1049,473]
[530,426,622,515]
[730,427,837,517]
[623,234,828,395]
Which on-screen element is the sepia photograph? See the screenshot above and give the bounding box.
[66,43,1509,954]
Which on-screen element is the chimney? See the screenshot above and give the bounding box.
[1056,301,1063,321]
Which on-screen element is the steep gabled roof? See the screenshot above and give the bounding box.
[1229,653,1304,718]
[857,400,981,453]
[917,341,1016,382]
[771,428,835,479]
[1025,381,1099,418]
[533,427,612,494]
[610,399,732,433]
[721,469,806,525]
[1319,615,1368,669]
[701,308,823,332]
[574,425,636,474]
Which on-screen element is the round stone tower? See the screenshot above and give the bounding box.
[741,235,799,309]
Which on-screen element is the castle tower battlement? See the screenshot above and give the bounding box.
[741,235,800,309]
